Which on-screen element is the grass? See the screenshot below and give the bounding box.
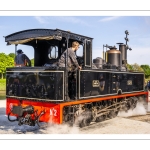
[0,80,6,99]
[0,79,6,91]
[0,95,6,100]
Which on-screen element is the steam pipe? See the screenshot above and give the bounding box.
[65,35,69,101]
[103,44,109,63]
[15,44,18,57]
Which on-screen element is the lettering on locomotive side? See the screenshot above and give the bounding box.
[92,80,100,87]
[127,80,132,85]
[50,108,57,116]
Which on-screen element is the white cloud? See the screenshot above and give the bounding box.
[55,16,90,26]
[34,16,91,27]
[34,16,49,24]
[99,16,121,22]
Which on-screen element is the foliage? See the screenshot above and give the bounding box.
[0,53,14,79]
[0,79,6,90]
[140,65,150,78]
[31,58,34,66]
[0,53,33,79]
[131,63,144,72]
[127,63,133,71]
[8,53,15,59]
[127,63,144,72]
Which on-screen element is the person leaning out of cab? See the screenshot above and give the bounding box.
[58,41,82,71]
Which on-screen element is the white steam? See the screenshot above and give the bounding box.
[41,123,80,134]
[118,97,147,117]
[0,96,149,134]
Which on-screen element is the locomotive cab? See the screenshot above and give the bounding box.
[5,29,93,102]
[5,29,92,68]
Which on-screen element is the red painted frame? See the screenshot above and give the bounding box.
[6,91,148,124]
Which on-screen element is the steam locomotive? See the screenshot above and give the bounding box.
[4,29,147,128]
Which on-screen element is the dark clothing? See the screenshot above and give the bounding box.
[58,48,79,71]
[147,81,150,90]
[14,53,31,67]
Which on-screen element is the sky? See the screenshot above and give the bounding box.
[0,15,150,65]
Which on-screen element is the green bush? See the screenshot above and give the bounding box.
[0,79,6,90]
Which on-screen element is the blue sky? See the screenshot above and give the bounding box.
[0,16,150,65]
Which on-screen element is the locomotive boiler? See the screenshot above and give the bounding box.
[4,29,147,128]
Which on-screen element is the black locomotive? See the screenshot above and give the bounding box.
[5,29,147,128]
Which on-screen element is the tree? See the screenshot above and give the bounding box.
[8,53,15,59]
[140,65,150,78]
[0,53,14,79]
[31,58,34,66]
[127,63,144,72]
[131,63,144,72]
[127,63,133,71]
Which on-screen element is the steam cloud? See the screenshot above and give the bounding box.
[118,97,147,117]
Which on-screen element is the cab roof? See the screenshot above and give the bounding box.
[4,28,93,45]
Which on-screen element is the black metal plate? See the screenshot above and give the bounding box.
[6,70,64,101]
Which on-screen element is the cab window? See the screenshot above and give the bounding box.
[76,44,83,57]
[48,46,58,59]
